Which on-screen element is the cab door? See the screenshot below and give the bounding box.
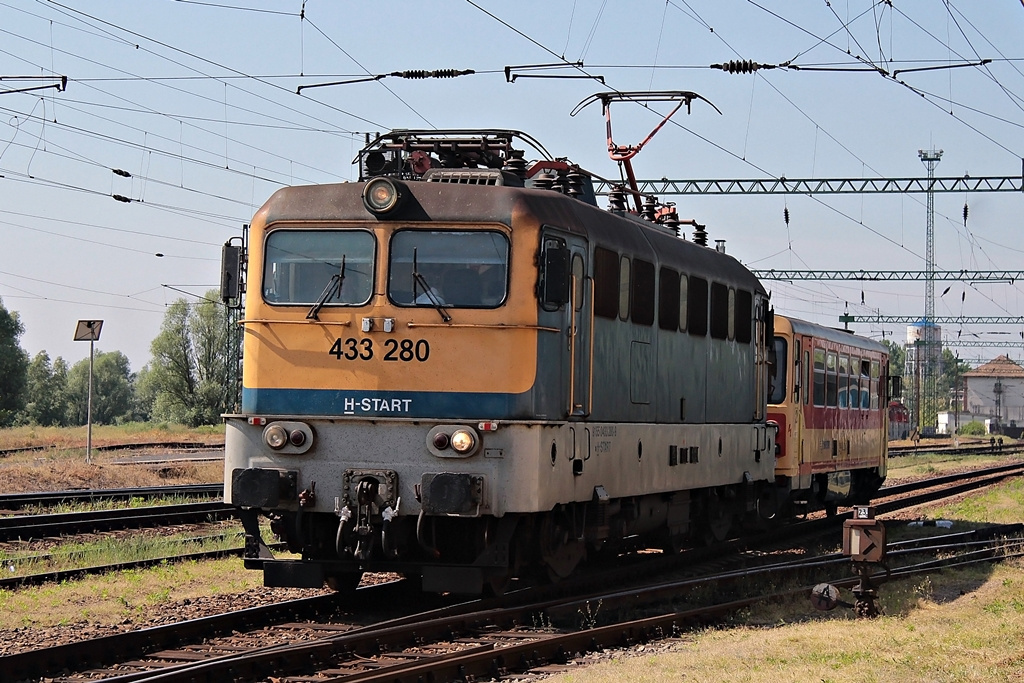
[565,238,591,417]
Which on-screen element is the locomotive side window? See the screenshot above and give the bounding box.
[593,247,619,319]
[727,288,736,340]
[678,274,688,332]
[709,282,729,339]
[658,267,680,331]
[688,276,708,336]
[263,229,375,306]
[572,254,585,311]
[734,289,752,343]
[768,337,788,405]
[631,258,655,326]
[388,230,509,308]
[618,256,631,321]
[813,348,826,406]
[538,235,570,310]
[826,351,839,407]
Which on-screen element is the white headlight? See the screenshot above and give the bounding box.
[450,429,476,454]
[264,424,288,449]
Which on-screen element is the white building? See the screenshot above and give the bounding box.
[961,355,1024,431]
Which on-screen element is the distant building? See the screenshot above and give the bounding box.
[955,355,1024,434]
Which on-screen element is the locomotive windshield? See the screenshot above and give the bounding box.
[388,229,509,308]
[262,229,375,306]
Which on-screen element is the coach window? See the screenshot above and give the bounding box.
[805,349,813,406]
[263,229,375,306]
[861,359,872,409]
[678,274,689,332]
[388,229,508,308]
[768,337,787,405]
[618,256,631,321]
[734,289,753,344]
[838,355,849,409]
[813,348,826,406]
[826,351,839,407]
[870,360,881,409]
[658,267,680,330]
[631,258,655,326]
[848,356,861,409]
[593,246,619,319]
[688,276,708,336]
[710,282,729,339]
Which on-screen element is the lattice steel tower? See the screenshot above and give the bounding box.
[919,148,943,321]
[915,148,943,430]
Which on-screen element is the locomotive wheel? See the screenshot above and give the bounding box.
[325,572,362,594]
[539,513,585,581]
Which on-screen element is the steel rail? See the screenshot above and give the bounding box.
[0,501,235,542]
[0,483,223,510]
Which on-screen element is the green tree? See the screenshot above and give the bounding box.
[23,351,70,426]
[66,350,135,425]
[148,292,234,426]
[939,348,971,409]
[0,298,29,427]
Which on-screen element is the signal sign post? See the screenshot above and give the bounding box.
[842,506,888,617]
[73,320,103,465]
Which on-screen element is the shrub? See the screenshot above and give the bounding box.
[958,421,987,436]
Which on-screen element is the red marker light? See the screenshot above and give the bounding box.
[248,417,267,426]
[478,421,499,432]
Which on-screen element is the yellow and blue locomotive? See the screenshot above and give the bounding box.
[225,129,778,593]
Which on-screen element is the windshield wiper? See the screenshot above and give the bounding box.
[306,255,346,321]
[412,248,451,323]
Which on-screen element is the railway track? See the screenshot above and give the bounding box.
[0,440,224,459]
[888,440,1024,457]
[0,500,235,542]
[0,484,223,511]
[8,461,1023,682]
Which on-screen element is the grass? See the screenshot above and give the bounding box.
[0,422,224,454]
[547,562,1024,681]
[0,557,268,628]
[0,524,247,578]
[886,451,1020,481]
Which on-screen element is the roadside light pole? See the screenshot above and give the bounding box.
[73,320,103,465]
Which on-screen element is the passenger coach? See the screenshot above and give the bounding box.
[768,315,889,515]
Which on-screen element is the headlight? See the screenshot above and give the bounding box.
[362,177,403,214]
[264,424,288,449]
[450,429,476,454]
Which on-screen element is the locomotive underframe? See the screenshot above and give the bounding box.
[225,416,776,593]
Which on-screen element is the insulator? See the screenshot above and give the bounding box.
[392,69,473,79]
[566,169,584,197]
[553,169,569,194]
[112,168,131,178]
[503,151,527,181]
[712,59,763,74]
[112,194,131,203]
[783,207,790,226]
[659,207,682,237]
[533,170,555,190]
[963,202,969,226]
[608,187,627,212]
[641,196,658,222]
[693,224,708,246]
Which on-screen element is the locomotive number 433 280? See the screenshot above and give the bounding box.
[329,337,431,362]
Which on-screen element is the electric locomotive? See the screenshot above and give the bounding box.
[224,129,778,594]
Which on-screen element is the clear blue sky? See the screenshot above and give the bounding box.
[2,1,1022,372]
